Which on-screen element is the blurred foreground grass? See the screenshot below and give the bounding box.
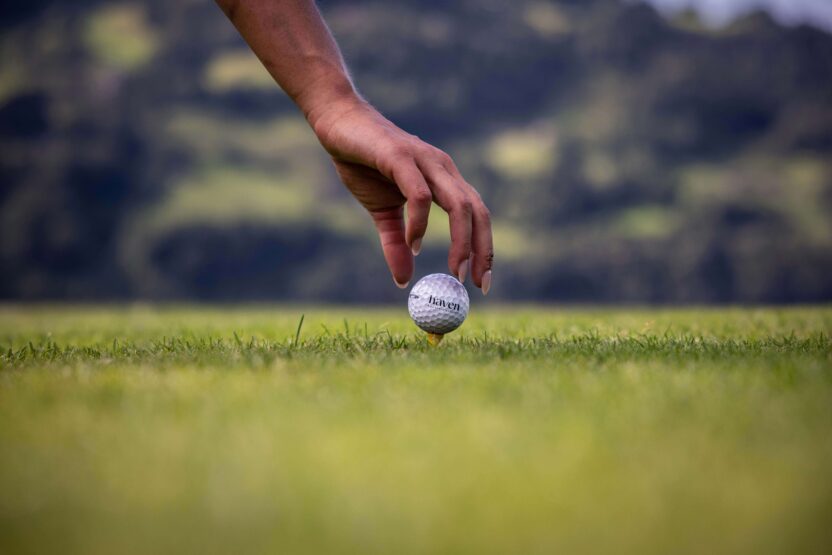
[1,306,831,554]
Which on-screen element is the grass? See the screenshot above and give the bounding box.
[1,305,831,555]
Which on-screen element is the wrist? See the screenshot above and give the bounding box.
[305,92,370,149]
[293,68,362,130]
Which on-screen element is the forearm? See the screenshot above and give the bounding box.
[215,0,360,124]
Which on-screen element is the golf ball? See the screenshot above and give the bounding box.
[408,273,469,335]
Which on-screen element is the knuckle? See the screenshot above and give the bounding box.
[452,235,473,253]
[455,198,473,216]
[379,152,411,178]
[388,144,412,161]
[484,251,494,269]
[410,188,432,205]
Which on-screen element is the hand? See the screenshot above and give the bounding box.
[309,97,493,294]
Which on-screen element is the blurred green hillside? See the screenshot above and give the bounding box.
[1,0,830,302]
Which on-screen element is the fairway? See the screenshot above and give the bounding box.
[1,306,831,554]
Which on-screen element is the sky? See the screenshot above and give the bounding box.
[640,0,832,32]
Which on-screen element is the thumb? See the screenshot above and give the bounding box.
[371,207,414,289]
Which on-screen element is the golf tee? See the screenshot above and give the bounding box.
[426,333,444,346]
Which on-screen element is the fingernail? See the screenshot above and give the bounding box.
[411,237,422,256]
[481,270,492,295]
[458,259,468,283]
[394,277,410,289]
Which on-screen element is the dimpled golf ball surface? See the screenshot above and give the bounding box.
[408,273,469,335]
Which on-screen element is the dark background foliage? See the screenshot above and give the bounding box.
[1,0,830,302]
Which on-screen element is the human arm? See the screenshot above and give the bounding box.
[214,0,493,293]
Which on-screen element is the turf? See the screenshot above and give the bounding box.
[1,306,831,555]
